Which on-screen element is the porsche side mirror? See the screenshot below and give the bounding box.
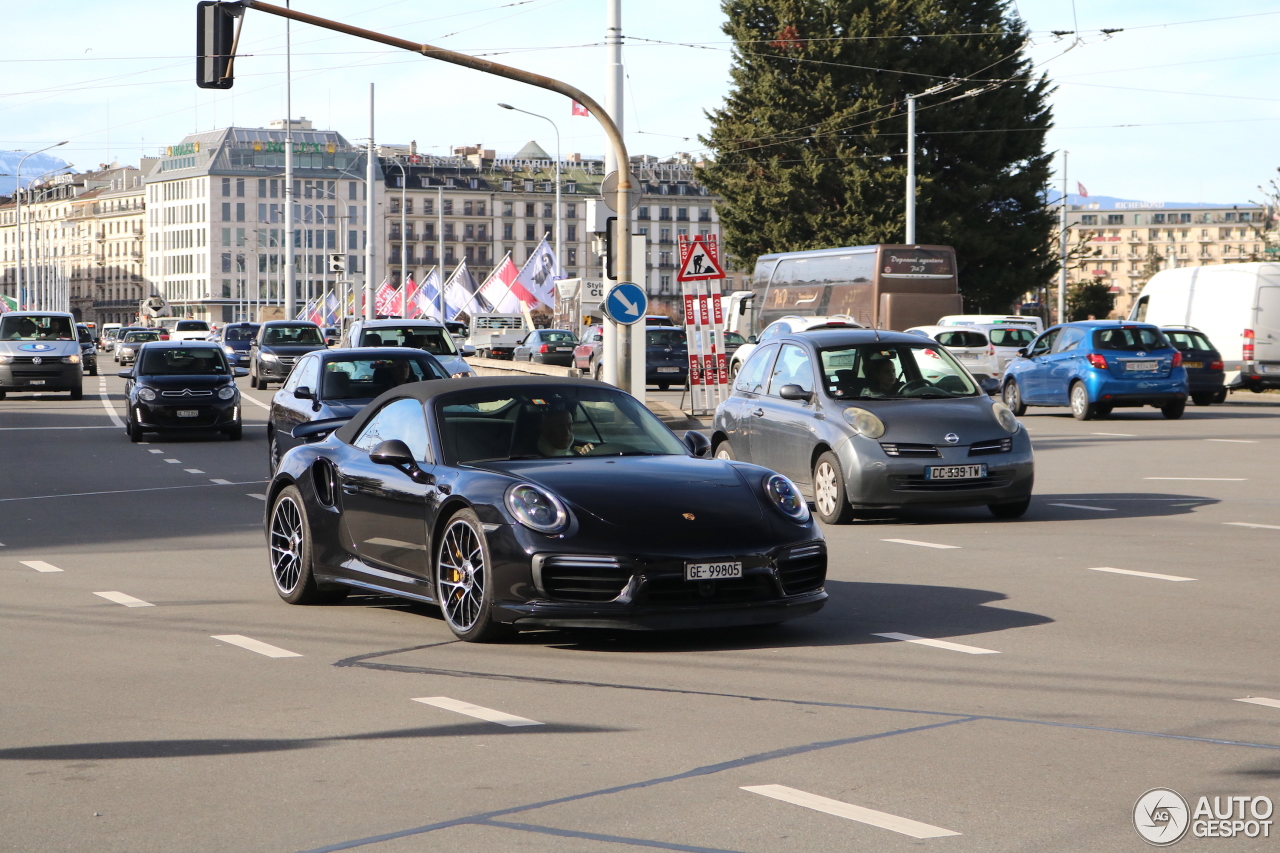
[682,430,712,458]
[370,439,434,484]
[294,386,313,400]
[778,384,813,402]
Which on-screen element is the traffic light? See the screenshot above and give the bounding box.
[328,254,346,274]
[196,1,244,90]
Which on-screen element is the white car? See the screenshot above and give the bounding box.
[166,319,214,342]
[936,314,1043,334]
[730,314,863,377]
[906,324,1038,392]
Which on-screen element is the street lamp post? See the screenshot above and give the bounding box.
[14,142,69,306]
[498,103,561,276]
[393,159,407,313]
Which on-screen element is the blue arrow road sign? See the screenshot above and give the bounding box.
[603,281,647,326]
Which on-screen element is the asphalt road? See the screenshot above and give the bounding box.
[3,373,1279,852]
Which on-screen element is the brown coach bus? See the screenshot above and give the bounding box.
[750,244,962,332]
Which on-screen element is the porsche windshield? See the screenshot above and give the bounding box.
[1,315,74,341]
[820,343,980,399]
[437,386,685,464]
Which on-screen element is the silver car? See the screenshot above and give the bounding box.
[712,329,1034,523]
[338,318,476,378]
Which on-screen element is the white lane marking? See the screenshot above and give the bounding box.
[93,591,154,608]
[247,493,267,501]
[880,539,960,550]
[1236,697,1280,710]
[871,632,999,655]
[148,449,163,454]
[0,481,267,503]
[1207,439,1258,443]
[243,394,271,411]
[138,441,150,445]
[210,478,232,485]
[1225,522,1280,531]
[741,785,960,839]
[1087,566,1196,582]
[184,469,205,474]
[1091,432,1135,437]
[98,385,124,428]
[20,560,63,573]
[0,425,119,431]
[164,459,181,464]
[1048,503,1116,512]
[411,697,543,727]
[211,635,301,658]
[1145,477,1246,481]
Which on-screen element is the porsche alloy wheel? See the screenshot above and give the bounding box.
[435,510,509,642]
[269,486,343,605]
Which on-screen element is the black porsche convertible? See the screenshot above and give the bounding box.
[265,376,827,641]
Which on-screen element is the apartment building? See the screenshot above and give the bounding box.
[1061,197,1274,317]
[0,165,145,326]
[143,119,378,323]
[379,143,722,317]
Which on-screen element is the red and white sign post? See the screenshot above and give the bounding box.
[678,234,729,415]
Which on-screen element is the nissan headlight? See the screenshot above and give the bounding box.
[763,474,810,522]
[138,387,157,402]
[991,400,1019,434]
[62,354,81,364]
[217,385,236,400]
[505,484,569,534]
[841,406,885,438]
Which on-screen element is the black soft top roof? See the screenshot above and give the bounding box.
[334,376,611,444]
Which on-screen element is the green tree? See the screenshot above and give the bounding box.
[699,0,1057,311]
[1067,277,1115,321]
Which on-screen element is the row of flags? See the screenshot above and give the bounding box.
[296,235,563,324]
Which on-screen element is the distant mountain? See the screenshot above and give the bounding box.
[1045,191,1232,210]
[0,151,72,196]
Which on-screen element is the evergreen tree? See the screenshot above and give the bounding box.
[1067,277,1116,321]
[699,0,1056,311]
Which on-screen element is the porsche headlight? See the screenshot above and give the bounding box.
[217,385,236,400]
[763,474,810,522]
[841,406,885,438]
[62,354,81,364]
[991,400,1019,434]
[138,387,157,402]
[505,484,569,534]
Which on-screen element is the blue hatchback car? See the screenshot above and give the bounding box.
[1001,321,1188,420]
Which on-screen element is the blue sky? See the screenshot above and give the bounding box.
[2,1,1277,204]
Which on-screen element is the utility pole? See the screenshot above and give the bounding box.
[284,1,296,319]
[364,83,375,320]
[602,0,635,393]
[436,184,444,319]
[1059,150,1068,325]
[905,95,916,244]
[393,159,406,311]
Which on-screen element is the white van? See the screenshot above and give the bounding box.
[1130,263,1280,391]
[937,314,1044,334]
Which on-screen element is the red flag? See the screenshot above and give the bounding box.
[571,100,589,117]
[375,280,399,317]
[477,255,526,313]
[1077,181,1089,198]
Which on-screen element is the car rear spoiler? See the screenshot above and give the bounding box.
[291,417,350,442]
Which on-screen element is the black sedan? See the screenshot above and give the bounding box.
[266,347,449,473]
[75,324,98,376]
[647,327,689,390]
[116,329,162,365]
[513,329,579,366]
[265,377,827,641]
[119,342,248,441]
[1162,325,1227,406]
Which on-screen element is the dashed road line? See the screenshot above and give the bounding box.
[1236,697,1280,710]
[93,591,154,608]
[1048,503,1115,512]
[741,785,960,839]
[164,459,181,464]
[412,697,543,727]
[0,482,267,503]
[210,478,232,485]
[243,394,271,411]
[880,539,960,550]
[247,493,267,501]
[1088,566,1196,582]
[1207,439,1258,443]
[211,635,301,658]
[148,449,163,454]
[20,560,63,573]
[1224,522,1280,531]
[872,633,999,655]
[97,384,124,428]
[184,468,205,474]
[1092,432,1135,437]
